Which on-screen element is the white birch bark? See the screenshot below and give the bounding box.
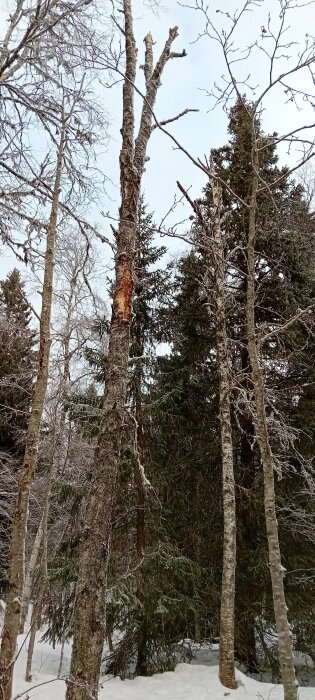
[177,175,237,688]
[0,119,66,700]
[246,134,297,700]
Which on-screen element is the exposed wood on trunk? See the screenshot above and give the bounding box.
[246,133,297,700]
[0,120,66,700]
[66,4,186,698]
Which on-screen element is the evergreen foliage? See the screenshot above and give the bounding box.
[0,269,36,589]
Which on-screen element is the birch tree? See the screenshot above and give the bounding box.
[0,111,66,700]
[181,2,315,698]
[66,3,188,698]
[177,175,237,688]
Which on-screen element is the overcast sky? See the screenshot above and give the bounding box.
[1,0,314,286]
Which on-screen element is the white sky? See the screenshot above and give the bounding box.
[1,0,314,287]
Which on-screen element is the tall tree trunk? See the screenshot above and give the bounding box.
[177,174,237,689]
[134,263,147,675]
[19,515,44,634]
[66,6,185,698]
[23,266,76,680]
[24,582,44,683]
[20,258,76,635]
[210,177,237,690]
[246,136,297,700]
[0,122,66,700]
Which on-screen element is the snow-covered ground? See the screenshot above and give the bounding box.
[11,633,315,700]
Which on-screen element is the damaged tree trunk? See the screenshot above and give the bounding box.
[246,135,297,700]
[66,3,186,698]
[0,120,66,700]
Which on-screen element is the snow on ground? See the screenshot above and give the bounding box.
[11,633,315,700]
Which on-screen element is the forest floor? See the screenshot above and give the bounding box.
[11,632,315,700]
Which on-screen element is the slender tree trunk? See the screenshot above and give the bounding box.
[134,366,146,558]
[246,137,297,700]
[133,234,146,556]
[58,635,66,678]
[210,177,237,690]
[24,274,75,680]
[19,516,44,634]
[134,265,147,675]
[66,6,184,698]
[177,174,237,688]
[25,583,44,683]
[20,261,75,635]
[0,122,66,700]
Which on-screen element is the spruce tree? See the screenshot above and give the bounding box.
[0,269,36,459]
[210,100,315,675]
[0,269,36,588]
[149,100,315,677]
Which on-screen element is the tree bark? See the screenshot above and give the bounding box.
[0,121,66,700]
[66,5,185,698]
[210,177,237,690]
[177,174,237,689]
[25,583,44,683]
[246,135,297,700]
[20,249,76,635]
[19,514,44,634]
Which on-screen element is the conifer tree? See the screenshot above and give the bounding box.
[0,270,36,589]
[0,269,36,460]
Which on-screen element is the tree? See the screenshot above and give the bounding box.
[0,270,36,588]
[0,270,36,461]
[102,196,173,678]
[0,113,67,700]
[66,4,188,697]
[178,176,237,688]
[0,0,103,260]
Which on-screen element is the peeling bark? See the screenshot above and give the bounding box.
[0,121,65,700]
[66,4,185,699]
[246,134,297,700]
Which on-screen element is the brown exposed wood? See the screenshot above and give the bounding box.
[114,255,133,322]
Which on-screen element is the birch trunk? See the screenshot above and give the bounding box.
[177,174,237,689]
[23,269,76,679]
[66,5,185,698]
[25,583,44,683]
[246,138,297,700]
[19,515,44,634]
[20,259,75,635]
[210,177,236,690]
[0,122,65,700]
